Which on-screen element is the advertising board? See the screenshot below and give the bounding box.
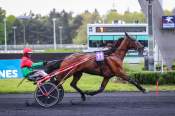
[0,59,23,79]
[162,16,175,29]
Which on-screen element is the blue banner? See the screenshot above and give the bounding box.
[0,59,23,79]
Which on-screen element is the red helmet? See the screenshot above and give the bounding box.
[23,48,32,54]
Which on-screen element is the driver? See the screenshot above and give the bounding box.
[20,47,48,81]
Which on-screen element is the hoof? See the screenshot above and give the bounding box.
[81,94,86,101]
[84,91,95,96]
[70,99,85,105]
[141,88,148,93]
[143,89,150,93]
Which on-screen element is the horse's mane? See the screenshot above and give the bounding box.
[118,37,124,41]
[104,37,124,55]
[113,37,124,48]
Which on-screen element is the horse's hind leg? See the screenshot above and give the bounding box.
[84,77,109,96]
[70,72,86,101]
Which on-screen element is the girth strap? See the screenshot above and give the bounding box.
[96,60,105,76]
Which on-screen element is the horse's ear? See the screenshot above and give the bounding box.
[125,32,129,37]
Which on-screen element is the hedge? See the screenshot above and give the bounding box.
[129,71,175,85]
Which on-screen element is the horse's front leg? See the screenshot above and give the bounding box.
[117,72,146,93]
[106,57,146,93]
[127,77,146,93]
[84,77,109,96]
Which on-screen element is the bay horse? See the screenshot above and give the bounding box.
[55,32,146,101]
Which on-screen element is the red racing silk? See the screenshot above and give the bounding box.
[20,56,33,68]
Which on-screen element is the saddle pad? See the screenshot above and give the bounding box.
[96,51,104,61]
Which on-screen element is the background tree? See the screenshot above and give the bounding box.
[0,7,6,44]
[70,15,83,40]
[164,9,172,15]
[6,15,17,44]
[105,10,122,23]
[73,9,101,44]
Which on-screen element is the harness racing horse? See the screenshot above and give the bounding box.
[56,32,146,101]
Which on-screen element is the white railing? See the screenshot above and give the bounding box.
[0,44,87,50]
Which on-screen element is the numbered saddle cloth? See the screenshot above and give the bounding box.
[96,51,104,61]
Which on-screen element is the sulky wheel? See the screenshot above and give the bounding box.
[34,82,63,107]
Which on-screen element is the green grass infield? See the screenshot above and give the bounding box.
[0,74,175,93]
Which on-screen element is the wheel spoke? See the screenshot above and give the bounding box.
[48,86,56,95]
[36,94,44,97]
[38,85,47,96]
[41,85,48,93]
[49,94,58,100]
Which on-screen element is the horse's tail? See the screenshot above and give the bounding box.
[45,59,64,73]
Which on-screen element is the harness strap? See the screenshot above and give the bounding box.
[96,60,105,77]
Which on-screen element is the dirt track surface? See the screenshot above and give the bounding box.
[0,92,175,116]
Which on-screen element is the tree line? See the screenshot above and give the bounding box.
[0,7,173,45]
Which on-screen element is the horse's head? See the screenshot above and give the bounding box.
[124,32,144,54]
